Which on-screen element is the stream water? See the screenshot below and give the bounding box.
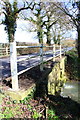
[60,81,80,104]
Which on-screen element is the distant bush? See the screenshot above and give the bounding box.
[61,39,75,47]
[16,43,53,55]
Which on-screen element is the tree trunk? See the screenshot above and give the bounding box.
[9,33,14,42]
[46,30,51,45]
[77,26,80,80]
[37,30,43,44]
[77,27,80,58]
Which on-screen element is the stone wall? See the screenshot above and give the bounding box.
[1,57,67,100]
[48,57,67,95]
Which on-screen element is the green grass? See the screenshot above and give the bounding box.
[48,109,61,120]
[0,92,23,118]
[0,88,36,119]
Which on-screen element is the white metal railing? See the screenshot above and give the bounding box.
[10,41,62,90]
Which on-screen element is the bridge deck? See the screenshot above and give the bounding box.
[0,52,55,80]
[0,60,52,92]
[0,46,73,81]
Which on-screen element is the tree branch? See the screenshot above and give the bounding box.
[53,2,78,27]
[16,2,35,14]
[49,20,57,29]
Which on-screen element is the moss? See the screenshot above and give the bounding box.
[1,57,66,100]
[48,57,67,95]
[4,84,35,101]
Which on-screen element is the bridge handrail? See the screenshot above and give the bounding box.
[10,42,62,90]
[17,54,40,62]
[16,45,60,49]
[16,44,61,62]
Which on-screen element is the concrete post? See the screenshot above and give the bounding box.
[53,44,55,62]
[40,44,44,71]
[10,42,18,90]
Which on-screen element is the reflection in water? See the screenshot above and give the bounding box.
[60,81,80,104]
[64,84,74,89]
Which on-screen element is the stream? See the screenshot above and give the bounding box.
[60,81,80,104]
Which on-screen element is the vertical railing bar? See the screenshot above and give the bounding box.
[60,44,62,58]
[10,41,19,90]
[40,43,44,71]
[53,44,55,62]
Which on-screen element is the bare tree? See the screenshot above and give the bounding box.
[19,1,72,45]
[42,2,57,45]
[44,2,73,45]
[52,14,72,45]
[24,2,45,44]
[53,0,80,58]
[20,1,57,44]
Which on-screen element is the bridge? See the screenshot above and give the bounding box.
[0,41,73,91]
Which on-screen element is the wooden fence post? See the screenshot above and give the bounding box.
[60,44,62,58]
[6,47,8,56]
[53,44,55,62]
[40,44,44,71]
[10,41,18,90]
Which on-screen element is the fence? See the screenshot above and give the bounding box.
[0,47,10,56]
[10,41,62,90]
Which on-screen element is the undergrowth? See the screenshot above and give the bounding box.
[66,48,79,80]
[0,91,61,119]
